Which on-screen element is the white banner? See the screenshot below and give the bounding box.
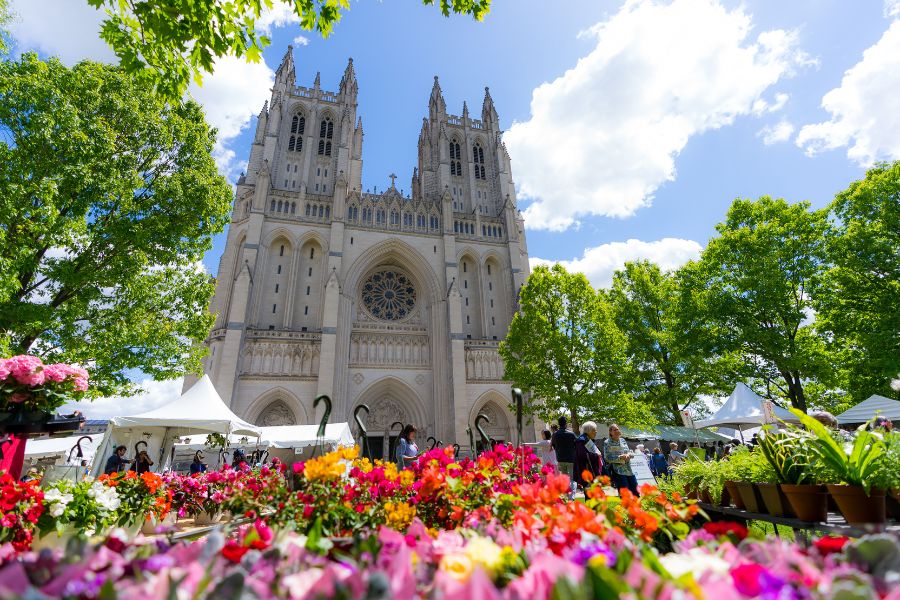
[630,453,658,487]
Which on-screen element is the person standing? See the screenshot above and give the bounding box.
[650,447,669,478]
[524,430,558,471]
[396,424,420,468]
[104,445,131,475]
[135,450,154,474]
[668,442,686,466]
[574,422,603,489]
[551,416,577,491]
[189,451,207,475]
[603,424,639,496]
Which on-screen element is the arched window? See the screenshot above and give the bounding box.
[288,113,305,152]
[473,142,486,180]
[449,138,462,177]
[318,117,334,156]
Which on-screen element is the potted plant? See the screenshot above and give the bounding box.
[0,355,89,434]
[697,460,730,506]
[883,432,900,519]
[724,447,767,513]
[670,457,706,500]
[792,410,887,525]
[719,454,745,510]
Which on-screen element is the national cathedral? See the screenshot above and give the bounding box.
[192,47,534,454]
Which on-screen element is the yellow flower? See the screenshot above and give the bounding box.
[399,471,415,486]
[588,553,609,569]
[439,553,474,583]
[464,537,503,576]
[384,501,416,530]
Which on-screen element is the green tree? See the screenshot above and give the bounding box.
[695,197,832,412]
[0,54,233,397]
[816,161,900,401]
[88,0,491,99]
[609,260,738,424]
[499,264,648,428]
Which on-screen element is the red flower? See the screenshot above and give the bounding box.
[703,521,748,540]
[222,540,249,563]
[813,536,849,556]
[731,563,766,596]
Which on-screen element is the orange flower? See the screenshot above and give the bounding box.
[581,470,594,483]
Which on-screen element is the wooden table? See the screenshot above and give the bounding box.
[698,503,900,543]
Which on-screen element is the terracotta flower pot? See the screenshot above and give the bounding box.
[757,482,795,517]
[826,485,886,526]
[724,481,745,509]
[700,489,713,504]
[684,485,699,500]
[888,489,900,521]
[781,484,828,522]
[717,486,732,508]
[734,481,765,513]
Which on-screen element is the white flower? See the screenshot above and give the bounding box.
[49,503,66,517]
[43,488,73,517]
[659,547,731,579]
[93,486,120,512]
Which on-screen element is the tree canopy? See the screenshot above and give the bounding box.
[499,264,650,428]
[0,54,233,397]
[609,260,739,424]
[815,161,900,402]
[87,0,492,99]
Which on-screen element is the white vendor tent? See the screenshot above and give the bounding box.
[91,375,261,476]
[837,394,900,425]
[25,434,98,463]
[171,423,356,470]
[694,383,799,431]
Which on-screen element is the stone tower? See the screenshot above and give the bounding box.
[192,47,532,453]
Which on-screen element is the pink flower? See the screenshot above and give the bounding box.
[42,364,70,383]
[0,359,10,382]
[6,355,45,387]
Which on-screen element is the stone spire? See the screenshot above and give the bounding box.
[482,86,498,125]
[429,75,446,117]
[313,71,321,90]
[253,100,268,143]
[274,45,295,86]
[339,57,357,98]
[462,101,469,120]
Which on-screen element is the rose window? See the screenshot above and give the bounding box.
[361,270,416,321]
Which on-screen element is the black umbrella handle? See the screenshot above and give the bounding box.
[474,414,491,452]
[512,388,523,447]
[354,404,370,458]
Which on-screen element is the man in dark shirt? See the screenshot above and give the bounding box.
[103,445,130,475]
[551,416,577,492]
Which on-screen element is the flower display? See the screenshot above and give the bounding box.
[0,472,44,551]
[0,355,89,412]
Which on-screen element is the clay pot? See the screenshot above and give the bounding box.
[887,490,900,521]
[826,485,886,526]
[757,483,795,517]
[684,485,699,500]
[781,484,828,522]
[734,481,765,513]
[724,481,745,509]
[194,511,222,525]
[717,486,732,508]
[700,489,713,504]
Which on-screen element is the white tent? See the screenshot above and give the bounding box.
[260,423,355,449]
[694,383,799,430]
[837,394,900,425]
[25,434,98,462]
[92,376,261,476]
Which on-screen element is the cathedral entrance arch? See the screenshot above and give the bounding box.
[469,392,513,450]
[247,388,308,426]
[353,377,428,460]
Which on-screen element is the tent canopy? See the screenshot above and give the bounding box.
[173,423,354,450]
[694,383,799,430]
[837,394,900,424]
[25,435,98,461]
[621,425,731,443]
[110,375,260,436]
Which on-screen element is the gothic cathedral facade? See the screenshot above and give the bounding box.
[194,47,533,452]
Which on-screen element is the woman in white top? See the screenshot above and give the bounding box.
[525,430,558,470]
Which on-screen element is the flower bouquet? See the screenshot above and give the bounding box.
[36,477,121,546]
[0,355,88,434]
[98,471,173,531]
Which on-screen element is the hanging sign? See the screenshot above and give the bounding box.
[762,400,777,425]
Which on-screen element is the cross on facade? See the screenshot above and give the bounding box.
[389,173,397,188]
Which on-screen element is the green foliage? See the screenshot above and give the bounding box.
[719,446,772,484]
[88,0,492,100]
[0,0,10,56]
[670,456,707,495]
[609,260,739,424]
[0,54,233,397]
[756,428,816,485]
[693,197,832,412]
[815,160,900,403]
[791,409,886,494]
[499,264,650,428]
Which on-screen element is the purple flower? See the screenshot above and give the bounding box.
[570,542,616,567]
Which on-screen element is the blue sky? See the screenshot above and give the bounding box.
[9,0,900,414]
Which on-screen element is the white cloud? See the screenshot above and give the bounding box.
[62,378,183,420]
[752,92,790,115]
[504,0,813,232]
[293,35,311,46]
[757,119,795,145]
[8,0,115,64]
[256,4,301,35]
[531,238,703,288]
[795,18,900,165]
[887,0,900,18]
